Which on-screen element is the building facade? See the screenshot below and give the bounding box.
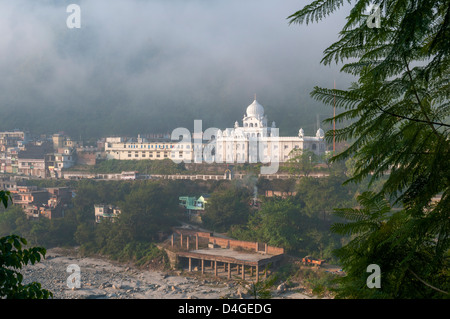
[103,99,326,166]
[104,136,193,162]
[94,204,121,223]
[214,99,327,164]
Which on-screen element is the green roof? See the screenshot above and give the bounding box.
[179,195,208,210]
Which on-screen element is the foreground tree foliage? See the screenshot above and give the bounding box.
[289,0,449,298]
[0,235,53,299]
[0,191,52,299]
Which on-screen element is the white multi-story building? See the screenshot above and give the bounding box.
[104,136,193,162]
[103,99,326,165]
[214,98,327,164]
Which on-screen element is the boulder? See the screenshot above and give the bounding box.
[277,283,286,292]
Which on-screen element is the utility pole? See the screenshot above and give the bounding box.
[333,80,336,153]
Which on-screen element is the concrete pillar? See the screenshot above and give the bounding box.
[236,264,240,275]
[201,259,204,274]
[228,263,231,279]
[180,233,183,247]
[241,264,245,280]
[196,234,199,250]
[188,258,192,272]
[214,261,217,277]
[171,234,174,247]
[256,265,259,282]
[265,243,268,254]
[187,236,190,250]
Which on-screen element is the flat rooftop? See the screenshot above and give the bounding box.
[192,248,273,262]
[176,248,283,267]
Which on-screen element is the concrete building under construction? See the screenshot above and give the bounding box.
[165,228,284,282]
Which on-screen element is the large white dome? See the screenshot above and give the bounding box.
[246,99,264,117]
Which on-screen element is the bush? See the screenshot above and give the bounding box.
[115,241,169,269]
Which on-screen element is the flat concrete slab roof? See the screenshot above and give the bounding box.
[193,248,273,262]
[176,248,284,267]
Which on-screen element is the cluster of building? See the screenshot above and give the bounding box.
[0,99,328,181]
[104,98,328,165]
[0,176,73,220]
[1,173,123,222]
[0,130,103,179]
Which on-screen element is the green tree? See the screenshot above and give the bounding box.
[332,192,449,298]
[117,182,181,242]
[289,0,450,298]
[286,149,319,177]
[229,194,347,259]
[202,185,251,233]
[296,174,356,220]
[0,235,53,299]
[0,205,28,237]
[244,273,277,299]
[240,197,307,252]
[0,191,52,299]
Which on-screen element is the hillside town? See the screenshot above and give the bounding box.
[0,99,328,178]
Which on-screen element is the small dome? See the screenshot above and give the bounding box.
[246,99,264,118]
[298,128,304,137]
[316,128,325,138]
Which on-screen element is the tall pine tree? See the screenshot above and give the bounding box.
[288,0,449,298]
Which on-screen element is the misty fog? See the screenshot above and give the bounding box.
[0,0,353,139]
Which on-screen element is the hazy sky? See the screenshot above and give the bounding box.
[0,0,353,137]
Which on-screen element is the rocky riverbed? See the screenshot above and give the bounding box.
[19,247,317,299]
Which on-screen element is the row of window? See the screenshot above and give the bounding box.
[127,151,168,158]
[243,122,262,127]
[221,154,280,160]
[221,132,263,138]
[124,144,178,149]
[218,144,278,150]
[20,162,44,167]
[121,151,191,158]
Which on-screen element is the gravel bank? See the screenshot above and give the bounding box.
[19,247,315,299]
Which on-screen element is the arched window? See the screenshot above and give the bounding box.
[250,123,254,127]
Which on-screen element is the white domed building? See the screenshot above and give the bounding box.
[214,98,327,164]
